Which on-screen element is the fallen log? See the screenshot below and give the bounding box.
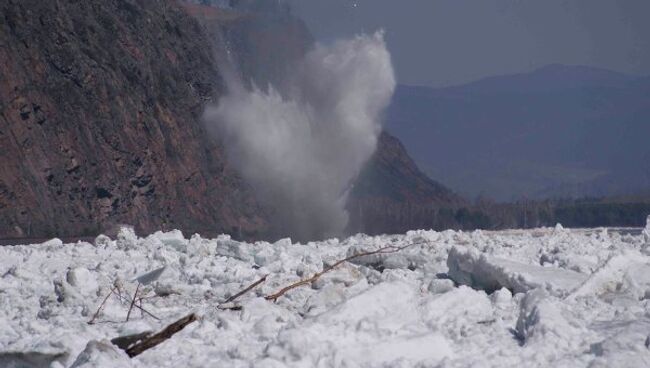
[110,331,152,351]
[121,313,198,357]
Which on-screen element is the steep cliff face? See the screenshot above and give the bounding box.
[0,0,266,238]
[181,2,313,93]
[0,0,465,240]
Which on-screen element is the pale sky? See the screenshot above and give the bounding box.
[287,0,650,87]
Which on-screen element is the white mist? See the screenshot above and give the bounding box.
[204,31,395,240]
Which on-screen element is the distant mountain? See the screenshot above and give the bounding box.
[386,65,650,201]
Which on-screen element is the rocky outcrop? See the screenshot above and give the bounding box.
[0,0,266,238]
[348,132,466,235]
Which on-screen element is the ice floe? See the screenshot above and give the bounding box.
[1,226,650,367]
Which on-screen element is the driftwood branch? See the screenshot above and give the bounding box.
[96,241,427,361]
[265,241,427,302]
[220,274,268,306]
[111,331,152,350]
[124,313,198,357]
[126,283,141,322]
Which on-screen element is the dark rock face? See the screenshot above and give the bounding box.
[0,0,465,240]
[348,132,466,235]
[0,0,267,238]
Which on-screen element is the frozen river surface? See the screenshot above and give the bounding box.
[2,221,650,367]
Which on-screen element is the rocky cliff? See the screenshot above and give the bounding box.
[0,0,464,240]
[0,0,266,238]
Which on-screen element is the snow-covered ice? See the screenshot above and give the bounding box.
[447,246,588,296]
[1,225,650,367]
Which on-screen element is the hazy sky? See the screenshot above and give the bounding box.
[287,0,650,87]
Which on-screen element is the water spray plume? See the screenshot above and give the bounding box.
[204,31,395,241]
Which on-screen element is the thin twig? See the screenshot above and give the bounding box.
[126,283,141,322]
[265,241,427,302]
[115,283,124,301]
[88,287,116,325]
[113,290,161,320]
[220,274,268,306]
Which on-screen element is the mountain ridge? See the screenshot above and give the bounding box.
[386,64,650,202]
[406,64,638,93]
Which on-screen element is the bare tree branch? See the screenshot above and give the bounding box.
[126,283,141,322]
[219,274,268,308]
[88,287,115,325]
[265,241,427,302]
[113,290,161,321]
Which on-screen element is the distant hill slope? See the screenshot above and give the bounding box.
[348,132,466,235]
[386,65,650,202]
[353,132,463,205]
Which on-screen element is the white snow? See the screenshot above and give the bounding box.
[447,246,588,296]
[1,226,650,367]
[69,340,133,368]
[66,267,99,296]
